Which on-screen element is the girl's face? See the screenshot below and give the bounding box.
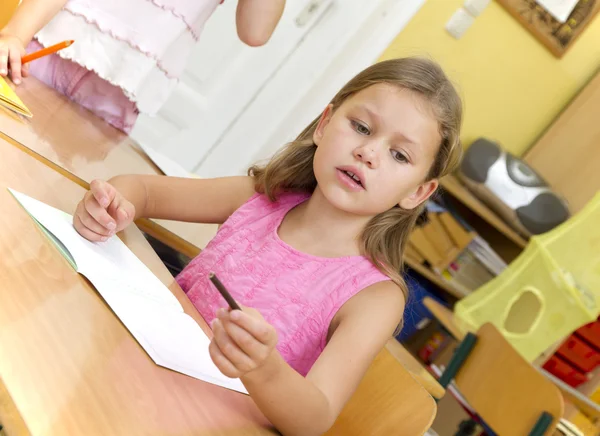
[312,83,442,217]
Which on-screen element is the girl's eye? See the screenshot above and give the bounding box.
[351,120,371,135]
[391,149,408,163]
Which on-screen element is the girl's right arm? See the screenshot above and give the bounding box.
[74,175,256,242]
[0,0,68,82]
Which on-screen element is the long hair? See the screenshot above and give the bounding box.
[249,58,463,309]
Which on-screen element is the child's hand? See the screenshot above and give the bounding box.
[209,306,279,379]
[73,179,135,242]
[0,33,29,85]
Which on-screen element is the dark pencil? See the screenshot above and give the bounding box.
[209,272,241,311]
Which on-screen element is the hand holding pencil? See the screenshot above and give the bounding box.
[208,273,280,379]
[0,35,72,85]
[0,33,29,85]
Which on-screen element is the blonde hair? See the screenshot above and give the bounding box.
[249,57,463,304]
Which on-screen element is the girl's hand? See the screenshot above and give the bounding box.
[209,306,279,378]
[73,179,135,242]
[0,33,29,84]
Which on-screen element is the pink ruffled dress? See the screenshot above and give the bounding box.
[27,0,221,132]
[176,192,392,376]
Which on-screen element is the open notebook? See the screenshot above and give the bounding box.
[9,188,247,394]
[0,77,32,118]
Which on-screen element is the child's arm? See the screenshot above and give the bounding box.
[73,175,256,241]
[235,0,285,46]
[211,281,404,436]
[0,0,68,82]
[2,0,68,44]
[110,174,256,223]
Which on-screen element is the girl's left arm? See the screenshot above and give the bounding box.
[235,0,285,46]
[210,280,405,436]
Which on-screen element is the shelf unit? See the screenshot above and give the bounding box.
[407,174,529,300]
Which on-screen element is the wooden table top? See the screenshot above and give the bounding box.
[0,79,445,434]
[0,78,217,258]
[0,138,273,436]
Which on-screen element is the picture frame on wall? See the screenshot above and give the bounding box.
[495,0,600,58]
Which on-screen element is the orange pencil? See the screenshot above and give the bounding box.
[21,40,74,64]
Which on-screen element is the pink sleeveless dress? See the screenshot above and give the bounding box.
[176,192,391,376]
[27,0,221,132]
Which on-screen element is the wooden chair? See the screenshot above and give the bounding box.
[0,0,19,29]
[325,347,437,435]
[423,297,600,431]
[385,338,445,400]
[438,323,564,435]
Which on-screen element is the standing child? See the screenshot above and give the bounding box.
[73,57,463,435]
[0,0,285,132]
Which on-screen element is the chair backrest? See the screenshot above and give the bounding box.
[453,323,564,435]
[385,337,445,400]
[0,0,19,29]
[325,347,437,436]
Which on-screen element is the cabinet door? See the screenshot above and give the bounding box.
[524,71,600,213]
[131,0,333,171]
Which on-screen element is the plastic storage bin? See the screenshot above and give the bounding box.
[455,192,600,362]
[575,319,600,350]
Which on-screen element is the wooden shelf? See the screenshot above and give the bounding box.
[404,258,467,300]
[404,174,529,300]
[540,368,600,420]
[440,175,528,249]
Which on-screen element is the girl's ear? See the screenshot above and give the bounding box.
[313,104,333,146]
[399,179,439,210]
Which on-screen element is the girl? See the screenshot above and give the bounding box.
[0,0,285,132]
[73,57,462,435]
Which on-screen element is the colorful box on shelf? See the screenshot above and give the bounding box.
[557,335,600,374]
[575,319,600,351]
[543,355,588,388]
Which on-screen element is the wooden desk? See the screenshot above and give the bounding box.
[0,140,441,435]
[0,78,216,258]
[0,78,443,398]
[0,139,273,435]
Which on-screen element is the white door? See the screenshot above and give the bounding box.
[196,0,426,178]
[131,0,335,171]
[132,0,425,176]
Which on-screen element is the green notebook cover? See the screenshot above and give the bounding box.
[9,189,77,270]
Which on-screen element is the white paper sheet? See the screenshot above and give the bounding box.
[9,189,247,394]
